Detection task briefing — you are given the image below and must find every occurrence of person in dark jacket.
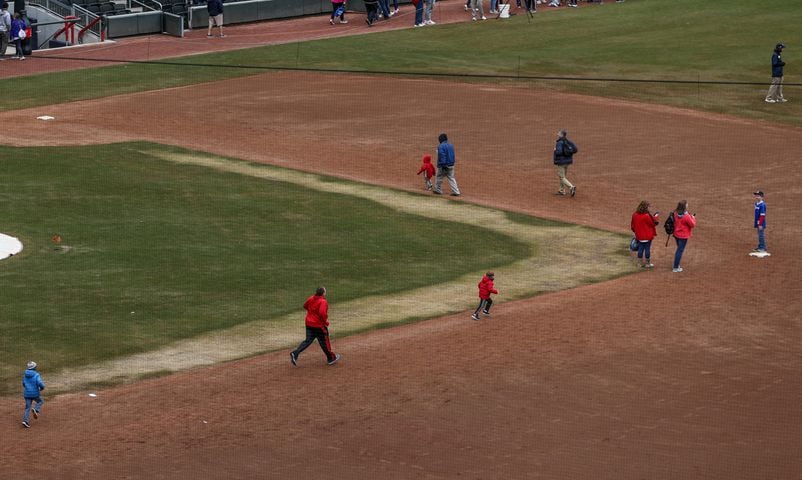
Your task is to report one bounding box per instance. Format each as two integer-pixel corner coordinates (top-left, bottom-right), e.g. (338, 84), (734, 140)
(364, 0), (379, 25)
(290, 287), (340, 366)
(21, 361), (45, 428)
(765, 42), (786, 103)
(752, 190), (767, 253)
(553, 129), (578, 197)
(433, 133), (461, 196)
(206, 0), (224, 37)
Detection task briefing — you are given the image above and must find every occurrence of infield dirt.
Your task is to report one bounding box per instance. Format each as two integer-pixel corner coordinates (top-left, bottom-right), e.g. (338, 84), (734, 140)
(1, 2), (801, 479)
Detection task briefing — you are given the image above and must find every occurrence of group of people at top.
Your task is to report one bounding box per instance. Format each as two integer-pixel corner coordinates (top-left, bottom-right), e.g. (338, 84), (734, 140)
(0, 2), (28, 60)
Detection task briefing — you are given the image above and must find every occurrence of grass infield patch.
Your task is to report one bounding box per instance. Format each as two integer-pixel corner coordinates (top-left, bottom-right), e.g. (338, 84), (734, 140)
(0, 142), (530, 394)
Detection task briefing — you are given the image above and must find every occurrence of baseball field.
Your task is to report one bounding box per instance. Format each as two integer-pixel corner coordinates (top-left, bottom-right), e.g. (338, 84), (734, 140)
(1, 0), (801, 477)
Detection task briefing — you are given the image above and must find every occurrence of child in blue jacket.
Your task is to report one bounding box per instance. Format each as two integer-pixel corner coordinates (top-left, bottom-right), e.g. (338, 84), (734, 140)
(22, 361), (45, 428)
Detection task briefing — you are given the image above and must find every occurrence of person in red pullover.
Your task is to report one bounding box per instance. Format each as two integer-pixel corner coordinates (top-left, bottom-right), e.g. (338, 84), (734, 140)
(417, 154), (436, 191)
(630, 200), (660, 268)
(671, 200), (697, 273)
(471, 272), (499, 321)
(290, 287), (340, 366)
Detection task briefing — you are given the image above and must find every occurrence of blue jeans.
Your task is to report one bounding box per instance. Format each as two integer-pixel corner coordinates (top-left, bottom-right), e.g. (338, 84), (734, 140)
(378, 0), (391, 17)
(637, 240), (652, 260)
(23, 396), (43, 423)
(673, 237), (688, 269)
(414, 1), (423, 24)
(757, 227), (766, 250)
(490, 0), (498, 10)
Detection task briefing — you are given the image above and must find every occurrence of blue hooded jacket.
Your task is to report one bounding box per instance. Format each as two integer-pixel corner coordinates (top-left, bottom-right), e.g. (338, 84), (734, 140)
(772, 51), (785, 77)
(23, 368), (45, 398)
(437, 140), (455, 168)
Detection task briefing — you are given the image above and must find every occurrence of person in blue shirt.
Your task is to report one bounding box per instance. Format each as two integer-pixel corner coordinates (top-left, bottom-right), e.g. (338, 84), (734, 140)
(433, 133), (461, 197)
(21, 361), (45, 428)
(765, 43), (786, 103)
(753, 190), (767, 252)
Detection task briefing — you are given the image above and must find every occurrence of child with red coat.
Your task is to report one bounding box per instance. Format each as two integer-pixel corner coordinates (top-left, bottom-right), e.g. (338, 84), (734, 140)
(471, 272), (498, 321)
(417, 154), (435, 191)
(630, 200), (660, 268)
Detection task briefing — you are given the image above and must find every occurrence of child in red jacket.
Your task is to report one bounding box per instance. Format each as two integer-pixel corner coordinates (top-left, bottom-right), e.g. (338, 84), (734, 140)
(417, 154), (435, 191)
(471, 272), (498, 320)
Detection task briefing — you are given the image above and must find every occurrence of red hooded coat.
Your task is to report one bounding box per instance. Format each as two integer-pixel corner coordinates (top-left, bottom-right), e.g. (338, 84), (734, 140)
(417, 155), (435, 178)
(478, 275), (498, 300)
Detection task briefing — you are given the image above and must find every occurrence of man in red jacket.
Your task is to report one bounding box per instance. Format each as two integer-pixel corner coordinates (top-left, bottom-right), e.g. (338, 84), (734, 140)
(290, 287), (340, 366)
(471, 272), (499, 321)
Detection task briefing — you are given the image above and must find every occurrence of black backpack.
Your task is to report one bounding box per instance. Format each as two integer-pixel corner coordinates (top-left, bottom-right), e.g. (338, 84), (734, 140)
(664, 211), (675, 235)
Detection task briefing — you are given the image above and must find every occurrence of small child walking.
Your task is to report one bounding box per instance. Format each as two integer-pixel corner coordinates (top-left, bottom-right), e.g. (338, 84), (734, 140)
(417, 154), (435, 191)
(471, 272), (498, 320)
(22, 361), (45, 428)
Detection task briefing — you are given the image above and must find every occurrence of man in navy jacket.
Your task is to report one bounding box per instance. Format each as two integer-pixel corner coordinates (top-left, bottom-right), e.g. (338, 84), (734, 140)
(765, 42), (786, 103)
(553, 129), (578, 197)
(433, 133), (461, 197)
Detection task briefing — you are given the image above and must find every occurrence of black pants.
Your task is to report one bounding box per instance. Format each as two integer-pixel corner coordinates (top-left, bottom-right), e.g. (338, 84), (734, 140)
(293, 326), (335, 362)
(473, 298), (493, 316)
(365, 2), (379, 24)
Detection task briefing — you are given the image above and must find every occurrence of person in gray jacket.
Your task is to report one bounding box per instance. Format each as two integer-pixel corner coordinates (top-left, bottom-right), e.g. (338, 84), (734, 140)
(0, 2), (11, 59)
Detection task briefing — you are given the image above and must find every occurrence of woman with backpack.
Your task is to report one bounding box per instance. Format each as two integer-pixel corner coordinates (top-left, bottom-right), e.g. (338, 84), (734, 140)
(631, 201), (659, 268)
(671, 200), (696, 273)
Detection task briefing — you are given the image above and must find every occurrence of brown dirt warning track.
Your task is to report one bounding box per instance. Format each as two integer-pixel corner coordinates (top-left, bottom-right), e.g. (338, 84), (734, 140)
(1, 2), (802, 478)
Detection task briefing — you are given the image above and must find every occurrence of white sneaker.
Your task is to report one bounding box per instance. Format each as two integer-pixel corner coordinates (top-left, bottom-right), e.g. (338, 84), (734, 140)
(464, 4), (469, 10)
(481, 15), (487, 19)
(426, 20), (435, 25)
(672, 267), (683, 273)
(765, 98), (776, 103)
(472, 16), (477, 20)
(471, 314), (480, 321)
(779, 98), (788, 103)
(340, 19), (348, 23)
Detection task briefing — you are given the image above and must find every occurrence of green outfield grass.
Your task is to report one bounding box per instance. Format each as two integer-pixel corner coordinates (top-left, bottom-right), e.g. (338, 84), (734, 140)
(0, 142), (533, 394)
(1, 0), (800, 125)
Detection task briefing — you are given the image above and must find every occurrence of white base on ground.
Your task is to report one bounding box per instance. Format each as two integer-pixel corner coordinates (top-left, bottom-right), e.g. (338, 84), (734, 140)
(748, 251), (771, 258)
(0, 233), (23, 260)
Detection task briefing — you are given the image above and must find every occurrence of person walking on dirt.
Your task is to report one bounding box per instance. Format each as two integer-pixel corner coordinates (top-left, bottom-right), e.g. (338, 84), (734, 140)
(553, 129), (578, 197)
(471, 272), (499, 320)
(417, 153), (435, 190)
(329, 0), (347, 25)
(631, 201), (660, 268)
(765, 42), (786, 103)
(21, 361), (45, 428)
(671, 200), (696, 273)
(753, 190), (767, 252)
(206, 0), (224, 37)
(433, 133), (461, 196)
(290, 287), (340, 366)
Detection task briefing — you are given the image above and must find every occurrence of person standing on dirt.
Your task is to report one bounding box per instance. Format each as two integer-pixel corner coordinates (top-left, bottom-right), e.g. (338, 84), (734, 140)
(753, 190), (767, 253)
(671, 200), (696, 273)
(765, 42), (786, 103)
(21, 361), (45, 428)
(329, 0), (347, 25)
(553, 129), (578, 197)
(206, 0), (224, 38)
(0, 2), (11, 60)
(364, 0), (379, 25)
(433, 133), (461, 196)
(631, 200), (659, 268)
(290, 287), (341, 366)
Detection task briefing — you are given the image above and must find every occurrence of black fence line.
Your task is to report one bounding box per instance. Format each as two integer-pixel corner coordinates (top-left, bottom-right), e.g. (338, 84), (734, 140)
(36, 55), (802, 87)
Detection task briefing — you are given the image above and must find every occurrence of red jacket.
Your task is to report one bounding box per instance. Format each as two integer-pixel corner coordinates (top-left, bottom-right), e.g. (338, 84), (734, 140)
(303, 294), (329, 329)
(417, 155), (435, 178)
(478, 275), (498, 300)
(630, 211), (658, 241)
(672, 212), (696, 239)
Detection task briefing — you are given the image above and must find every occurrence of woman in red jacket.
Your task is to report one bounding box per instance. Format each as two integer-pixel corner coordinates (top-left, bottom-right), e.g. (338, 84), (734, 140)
(471, 272), (498, 321)
(671, 200), (697, 273)
(630, 201), (660, 268)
